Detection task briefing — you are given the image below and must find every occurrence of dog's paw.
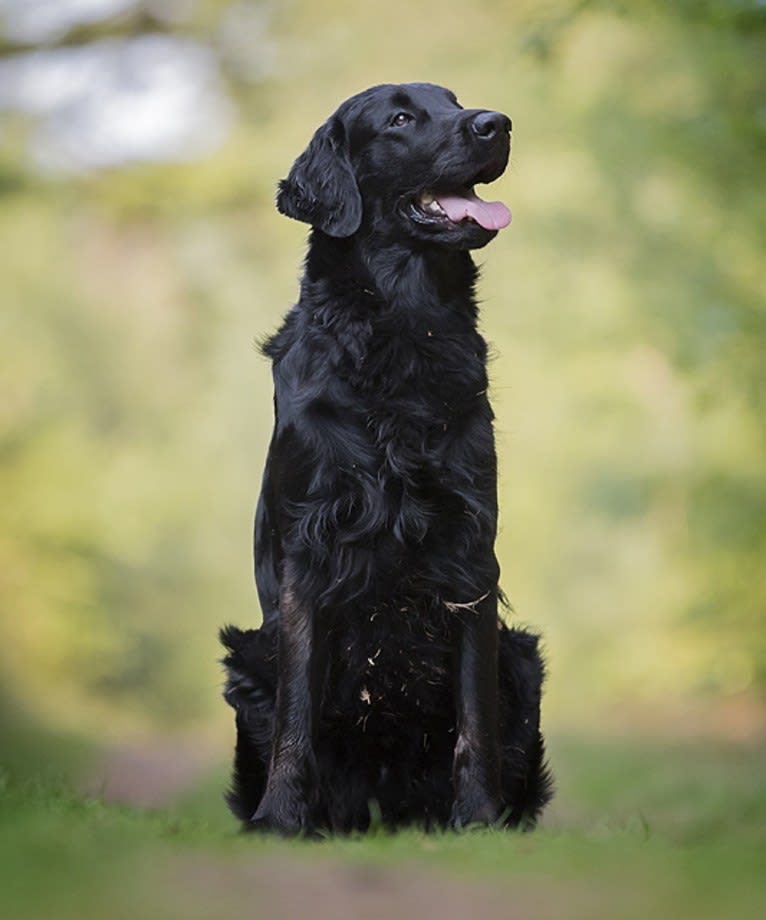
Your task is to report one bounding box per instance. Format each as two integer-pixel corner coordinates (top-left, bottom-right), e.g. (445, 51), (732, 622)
(449, 794), (503, 831)
(249, 793), (312, 837)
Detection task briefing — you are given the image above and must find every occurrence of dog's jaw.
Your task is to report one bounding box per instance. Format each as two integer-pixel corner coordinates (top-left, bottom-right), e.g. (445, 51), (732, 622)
(414, 188), (511, 231)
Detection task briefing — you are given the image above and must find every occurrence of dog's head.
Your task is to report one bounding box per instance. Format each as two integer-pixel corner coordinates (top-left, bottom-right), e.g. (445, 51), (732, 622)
(277, 83), (512, 250)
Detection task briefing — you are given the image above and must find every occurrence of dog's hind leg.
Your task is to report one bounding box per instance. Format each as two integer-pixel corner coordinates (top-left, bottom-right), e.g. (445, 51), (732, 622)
(220, 624), (276, 823)
(497, 626), (554, 827)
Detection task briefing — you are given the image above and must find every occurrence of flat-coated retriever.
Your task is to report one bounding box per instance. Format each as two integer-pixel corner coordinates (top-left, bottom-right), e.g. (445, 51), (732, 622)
(221, 82), (552, 835)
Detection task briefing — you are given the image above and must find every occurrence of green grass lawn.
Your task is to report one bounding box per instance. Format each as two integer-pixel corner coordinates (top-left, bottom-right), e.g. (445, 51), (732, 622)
(1, 735), (764, 920)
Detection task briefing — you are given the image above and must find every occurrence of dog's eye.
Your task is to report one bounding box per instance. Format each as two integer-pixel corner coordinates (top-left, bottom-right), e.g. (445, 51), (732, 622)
(390, 112), (414, 128)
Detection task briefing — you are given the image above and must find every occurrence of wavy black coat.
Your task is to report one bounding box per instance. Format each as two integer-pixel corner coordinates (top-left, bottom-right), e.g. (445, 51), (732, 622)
(221, 83), (552, 835)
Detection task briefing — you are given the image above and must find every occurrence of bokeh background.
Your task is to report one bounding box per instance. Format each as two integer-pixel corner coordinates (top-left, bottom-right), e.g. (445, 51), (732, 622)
(1, 2), (764, 918)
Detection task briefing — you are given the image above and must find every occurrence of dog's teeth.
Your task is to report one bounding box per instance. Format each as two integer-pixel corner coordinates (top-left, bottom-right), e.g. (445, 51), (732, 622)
(418, 191), (447, 215)
(422, 199), (445, 215)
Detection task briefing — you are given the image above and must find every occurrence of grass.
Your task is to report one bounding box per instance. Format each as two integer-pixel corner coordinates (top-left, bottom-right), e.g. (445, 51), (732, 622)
(1, 734), (764, 920)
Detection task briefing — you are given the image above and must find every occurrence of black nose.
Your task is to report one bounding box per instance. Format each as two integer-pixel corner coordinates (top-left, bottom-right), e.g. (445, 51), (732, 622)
(471, 111), (512, 140)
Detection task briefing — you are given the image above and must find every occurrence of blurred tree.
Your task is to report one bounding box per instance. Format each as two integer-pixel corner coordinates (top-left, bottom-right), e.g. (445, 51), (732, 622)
(0, 0), (763, 743)
(530, 0), (766, 692)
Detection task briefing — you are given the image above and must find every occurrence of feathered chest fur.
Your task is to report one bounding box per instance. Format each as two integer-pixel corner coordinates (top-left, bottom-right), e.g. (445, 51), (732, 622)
(265, 295), (496, 583)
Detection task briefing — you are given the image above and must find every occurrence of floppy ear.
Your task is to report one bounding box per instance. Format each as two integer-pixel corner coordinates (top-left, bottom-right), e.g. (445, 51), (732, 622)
(276, 114), (363, 238)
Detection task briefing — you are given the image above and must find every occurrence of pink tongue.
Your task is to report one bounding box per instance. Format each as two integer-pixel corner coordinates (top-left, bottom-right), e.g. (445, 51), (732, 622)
(436, 190), (512, 230)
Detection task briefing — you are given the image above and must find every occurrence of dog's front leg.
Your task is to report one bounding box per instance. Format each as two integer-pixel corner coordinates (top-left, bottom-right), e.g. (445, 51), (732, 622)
(251, 566), (325, 835)
(451, 594), (502, 828)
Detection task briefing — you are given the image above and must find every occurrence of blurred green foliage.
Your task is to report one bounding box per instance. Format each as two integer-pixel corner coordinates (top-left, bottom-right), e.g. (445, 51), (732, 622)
(0, 0), (764, 745)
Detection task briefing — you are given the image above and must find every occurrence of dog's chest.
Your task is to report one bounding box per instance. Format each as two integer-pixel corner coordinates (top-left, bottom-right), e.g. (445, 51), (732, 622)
(278, 310), (496, 553)
(353, 342), (488, 478)
(348, 320), (487, 418)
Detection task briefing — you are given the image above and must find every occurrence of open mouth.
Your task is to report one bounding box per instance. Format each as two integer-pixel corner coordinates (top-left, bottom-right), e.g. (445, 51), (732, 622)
(411, 187), (512, 232)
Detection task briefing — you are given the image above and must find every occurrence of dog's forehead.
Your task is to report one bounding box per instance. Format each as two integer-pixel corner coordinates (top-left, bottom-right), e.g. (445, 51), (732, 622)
(338, 82), (461, 122)
(391, 82), (461, 109)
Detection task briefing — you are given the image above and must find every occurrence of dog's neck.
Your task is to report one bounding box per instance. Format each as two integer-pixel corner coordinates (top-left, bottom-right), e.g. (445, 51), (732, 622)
(304, 229), (480, 326)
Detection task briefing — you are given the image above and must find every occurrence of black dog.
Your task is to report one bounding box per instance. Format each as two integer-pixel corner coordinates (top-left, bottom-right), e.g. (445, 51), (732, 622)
(221, 82), (552, 835)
